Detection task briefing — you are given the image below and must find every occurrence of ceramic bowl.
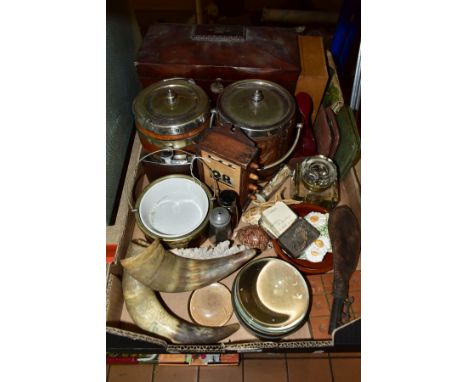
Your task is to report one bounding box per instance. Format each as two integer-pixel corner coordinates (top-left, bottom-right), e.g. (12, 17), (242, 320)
(135, 175), (212, 247)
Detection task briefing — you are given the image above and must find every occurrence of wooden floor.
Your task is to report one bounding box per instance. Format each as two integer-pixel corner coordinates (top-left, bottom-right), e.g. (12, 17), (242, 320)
(107, 352), (360, 382)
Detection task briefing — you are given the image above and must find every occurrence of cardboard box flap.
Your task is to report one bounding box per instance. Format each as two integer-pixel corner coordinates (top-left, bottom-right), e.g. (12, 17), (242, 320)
(332, 318), (361, 347)
(107, 326), (168, 349)
(166, 341), (329, 354)
(106, 274), (123, 322)
(223, 339), (333, 352)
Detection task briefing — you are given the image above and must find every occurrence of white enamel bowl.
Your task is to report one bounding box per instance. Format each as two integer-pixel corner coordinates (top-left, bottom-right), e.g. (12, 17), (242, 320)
(135, 175), (212, 247)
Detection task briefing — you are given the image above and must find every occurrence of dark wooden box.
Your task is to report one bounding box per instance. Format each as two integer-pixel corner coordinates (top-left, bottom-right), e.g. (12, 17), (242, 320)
(135, 23), (301, 100)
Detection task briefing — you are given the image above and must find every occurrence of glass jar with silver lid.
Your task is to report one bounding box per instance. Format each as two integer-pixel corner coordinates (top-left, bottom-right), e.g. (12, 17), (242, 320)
(294, 155), (340, 209)
(133, 78), (210, 151)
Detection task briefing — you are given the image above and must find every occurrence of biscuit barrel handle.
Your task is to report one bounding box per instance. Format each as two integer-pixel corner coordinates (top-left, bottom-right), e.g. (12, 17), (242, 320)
(208, 108), (217, 129)
(126, 149), (219, 212)
(126, 149), (176, 213)
(258, 122), (303, 171)
(258, 92), (315, 171)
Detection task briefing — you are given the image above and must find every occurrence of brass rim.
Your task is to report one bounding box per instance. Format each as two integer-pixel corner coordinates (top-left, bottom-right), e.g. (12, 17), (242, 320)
(232, 257), (310, 333)
(135, 174), (213, 242)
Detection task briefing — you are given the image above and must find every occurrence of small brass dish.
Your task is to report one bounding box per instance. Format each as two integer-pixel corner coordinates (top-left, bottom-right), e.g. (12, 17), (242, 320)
(189, 283), (233, 327)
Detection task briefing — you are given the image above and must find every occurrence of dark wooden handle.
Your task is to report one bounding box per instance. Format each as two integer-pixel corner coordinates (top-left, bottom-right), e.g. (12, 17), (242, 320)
(328, 297), (345, 334)
(295, 92), (317, 156)
(296, 92), (312, 128)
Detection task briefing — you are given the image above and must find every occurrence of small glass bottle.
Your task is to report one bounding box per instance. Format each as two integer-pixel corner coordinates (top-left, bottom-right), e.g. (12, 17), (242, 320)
(294, 155), (339, 210)
(255, 164), (293, 202)
(209, 207), (232, 244)
(218, 190), (239, 230)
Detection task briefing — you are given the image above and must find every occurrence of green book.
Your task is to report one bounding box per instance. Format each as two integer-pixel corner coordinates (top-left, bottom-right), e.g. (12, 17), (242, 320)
(334, 106), (361, 179)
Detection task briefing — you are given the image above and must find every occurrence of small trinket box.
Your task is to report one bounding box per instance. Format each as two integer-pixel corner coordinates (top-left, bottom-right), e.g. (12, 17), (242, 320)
(259, 201), (298, 239)
(278, 218), (321, 259)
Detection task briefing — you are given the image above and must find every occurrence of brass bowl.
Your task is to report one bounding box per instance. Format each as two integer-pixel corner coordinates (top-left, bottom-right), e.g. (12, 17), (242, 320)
(189, 283), (233, 327)
(232, 257), (310, 339)
(135, 174), (213, 248)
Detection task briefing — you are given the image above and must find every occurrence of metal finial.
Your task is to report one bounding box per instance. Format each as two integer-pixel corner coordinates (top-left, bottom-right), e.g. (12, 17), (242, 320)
(166, 88), (177, 103)
(252, 89), (264, 103)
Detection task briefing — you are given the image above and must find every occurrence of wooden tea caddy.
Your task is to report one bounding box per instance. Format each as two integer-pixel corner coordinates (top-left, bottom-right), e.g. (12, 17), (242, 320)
(196, 125), (259, 210)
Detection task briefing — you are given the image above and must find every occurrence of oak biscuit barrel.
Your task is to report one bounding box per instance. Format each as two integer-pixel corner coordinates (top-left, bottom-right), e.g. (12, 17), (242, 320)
(133, 78), (210, 152)
(216, 79), (298, 178)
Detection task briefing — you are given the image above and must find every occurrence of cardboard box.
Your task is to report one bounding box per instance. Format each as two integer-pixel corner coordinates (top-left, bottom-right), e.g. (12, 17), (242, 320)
(106, 136), (143, 270)
(295, 35), (329, 123)
(106, 137), (360, 354)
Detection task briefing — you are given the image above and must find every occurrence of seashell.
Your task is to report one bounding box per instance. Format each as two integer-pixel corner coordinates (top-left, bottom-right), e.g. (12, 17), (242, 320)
(235, 225), (270, 251)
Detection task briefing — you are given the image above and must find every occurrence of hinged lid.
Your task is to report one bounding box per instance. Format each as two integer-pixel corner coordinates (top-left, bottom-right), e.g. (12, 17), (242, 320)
(133, 78), (209, 136)
(135, 24), (301, 97)
(217, 80), (295, 134)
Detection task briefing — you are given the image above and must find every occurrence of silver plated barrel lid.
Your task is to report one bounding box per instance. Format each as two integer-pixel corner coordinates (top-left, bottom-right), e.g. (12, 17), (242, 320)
(133, 78), (210, 137)
(217, 79), (295, 135)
